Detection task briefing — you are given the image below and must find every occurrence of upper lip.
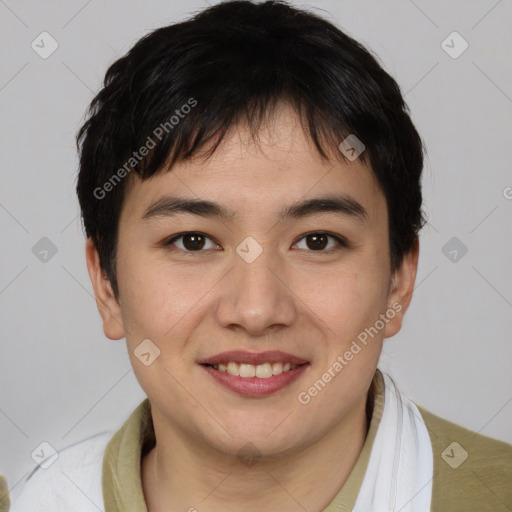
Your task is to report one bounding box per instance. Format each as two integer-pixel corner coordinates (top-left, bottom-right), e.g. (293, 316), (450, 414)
(198, 350), (309, 366)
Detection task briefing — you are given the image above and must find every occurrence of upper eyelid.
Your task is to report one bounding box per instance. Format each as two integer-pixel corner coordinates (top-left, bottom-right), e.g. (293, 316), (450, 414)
(169, 230), (217, 239)
(165, 231), (220, 247)
(293, 232), (349, 250)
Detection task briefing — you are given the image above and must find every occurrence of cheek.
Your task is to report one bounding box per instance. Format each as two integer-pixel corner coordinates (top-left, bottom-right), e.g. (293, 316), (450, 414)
(117, 256), (199, 404)
(116, 247), (198, 337)
(313, 266), (389, 336)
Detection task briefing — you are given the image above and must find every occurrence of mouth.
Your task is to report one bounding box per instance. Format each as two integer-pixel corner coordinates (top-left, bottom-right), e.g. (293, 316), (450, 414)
(198, 350), (309, 397)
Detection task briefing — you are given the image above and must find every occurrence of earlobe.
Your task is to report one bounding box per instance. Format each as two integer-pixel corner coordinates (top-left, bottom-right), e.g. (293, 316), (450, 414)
(85, 238), (125, 340)
(383, 238), (419, 339)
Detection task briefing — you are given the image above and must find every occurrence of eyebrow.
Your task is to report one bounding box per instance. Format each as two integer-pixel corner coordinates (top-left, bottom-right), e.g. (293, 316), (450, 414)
(141, 194), (368, 223)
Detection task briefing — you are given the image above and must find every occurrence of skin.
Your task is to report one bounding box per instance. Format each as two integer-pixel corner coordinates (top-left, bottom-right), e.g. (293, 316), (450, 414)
(86, 102), (419, 512)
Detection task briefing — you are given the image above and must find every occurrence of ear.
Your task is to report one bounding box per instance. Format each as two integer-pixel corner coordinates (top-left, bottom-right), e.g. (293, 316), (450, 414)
(85, 238), (125, 340)
(383, 238), (419, 339)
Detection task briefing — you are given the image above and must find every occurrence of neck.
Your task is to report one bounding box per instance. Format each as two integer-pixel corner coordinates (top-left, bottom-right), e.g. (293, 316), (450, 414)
(142, 392), (372, 512)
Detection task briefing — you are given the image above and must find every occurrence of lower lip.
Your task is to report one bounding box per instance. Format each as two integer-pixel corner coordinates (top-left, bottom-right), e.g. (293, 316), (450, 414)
(201, 364), (309, 397)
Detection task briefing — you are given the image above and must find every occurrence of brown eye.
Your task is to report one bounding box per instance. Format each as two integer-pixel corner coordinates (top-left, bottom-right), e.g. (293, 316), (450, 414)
(305, 233), (328, 250)
(294, 232), (347, 252)
(165, 232), (219, 252)
(182, 233), (206, 250)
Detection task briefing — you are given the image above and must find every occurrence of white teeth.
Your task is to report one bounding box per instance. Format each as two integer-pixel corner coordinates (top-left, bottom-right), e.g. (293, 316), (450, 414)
(271, 362), (283, 375)
(212, 361), (300, 378)
(227, 362), (239, 376)
(239, 364), (256, 378)
(255, 363), (273, 378)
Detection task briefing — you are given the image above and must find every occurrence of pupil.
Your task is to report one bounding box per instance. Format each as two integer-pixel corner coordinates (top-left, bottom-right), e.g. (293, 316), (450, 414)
(183, 234), (205, 250)
(307, 234), (327, 250)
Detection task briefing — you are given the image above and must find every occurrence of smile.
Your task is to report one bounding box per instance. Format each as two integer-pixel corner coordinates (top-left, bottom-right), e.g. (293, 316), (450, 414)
(199, 350), (309, 397)
(204, 361), (300, 378)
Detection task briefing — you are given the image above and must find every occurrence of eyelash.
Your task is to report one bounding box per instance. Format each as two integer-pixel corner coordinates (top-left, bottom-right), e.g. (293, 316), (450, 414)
(163, 231), (349, 254)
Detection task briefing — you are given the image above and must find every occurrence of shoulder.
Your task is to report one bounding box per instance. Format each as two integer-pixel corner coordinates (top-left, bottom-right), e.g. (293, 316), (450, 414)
(10, 431), (112, 512)
(416, 405), (512, 511)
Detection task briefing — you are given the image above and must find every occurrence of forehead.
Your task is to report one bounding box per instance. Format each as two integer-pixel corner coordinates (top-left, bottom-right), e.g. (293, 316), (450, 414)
(121, 103), (385, 224)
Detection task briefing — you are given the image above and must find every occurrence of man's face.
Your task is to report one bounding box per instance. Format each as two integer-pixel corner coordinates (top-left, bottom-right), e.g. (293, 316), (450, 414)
(92, 103), (414, 457)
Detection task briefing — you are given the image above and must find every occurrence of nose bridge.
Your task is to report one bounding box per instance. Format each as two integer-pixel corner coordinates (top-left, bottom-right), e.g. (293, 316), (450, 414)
(215, 239), (296, 335)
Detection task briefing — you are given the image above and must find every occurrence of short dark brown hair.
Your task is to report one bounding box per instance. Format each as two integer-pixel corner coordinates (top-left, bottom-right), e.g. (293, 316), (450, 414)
(76, 0), (425, 298)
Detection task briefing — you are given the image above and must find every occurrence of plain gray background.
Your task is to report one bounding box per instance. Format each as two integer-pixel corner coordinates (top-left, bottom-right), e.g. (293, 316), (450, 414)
(1, 0), (511, 500)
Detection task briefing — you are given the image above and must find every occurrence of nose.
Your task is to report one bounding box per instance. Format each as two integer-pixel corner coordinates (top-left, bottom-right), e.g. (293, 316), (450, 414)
(215, 243), (298, 337)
